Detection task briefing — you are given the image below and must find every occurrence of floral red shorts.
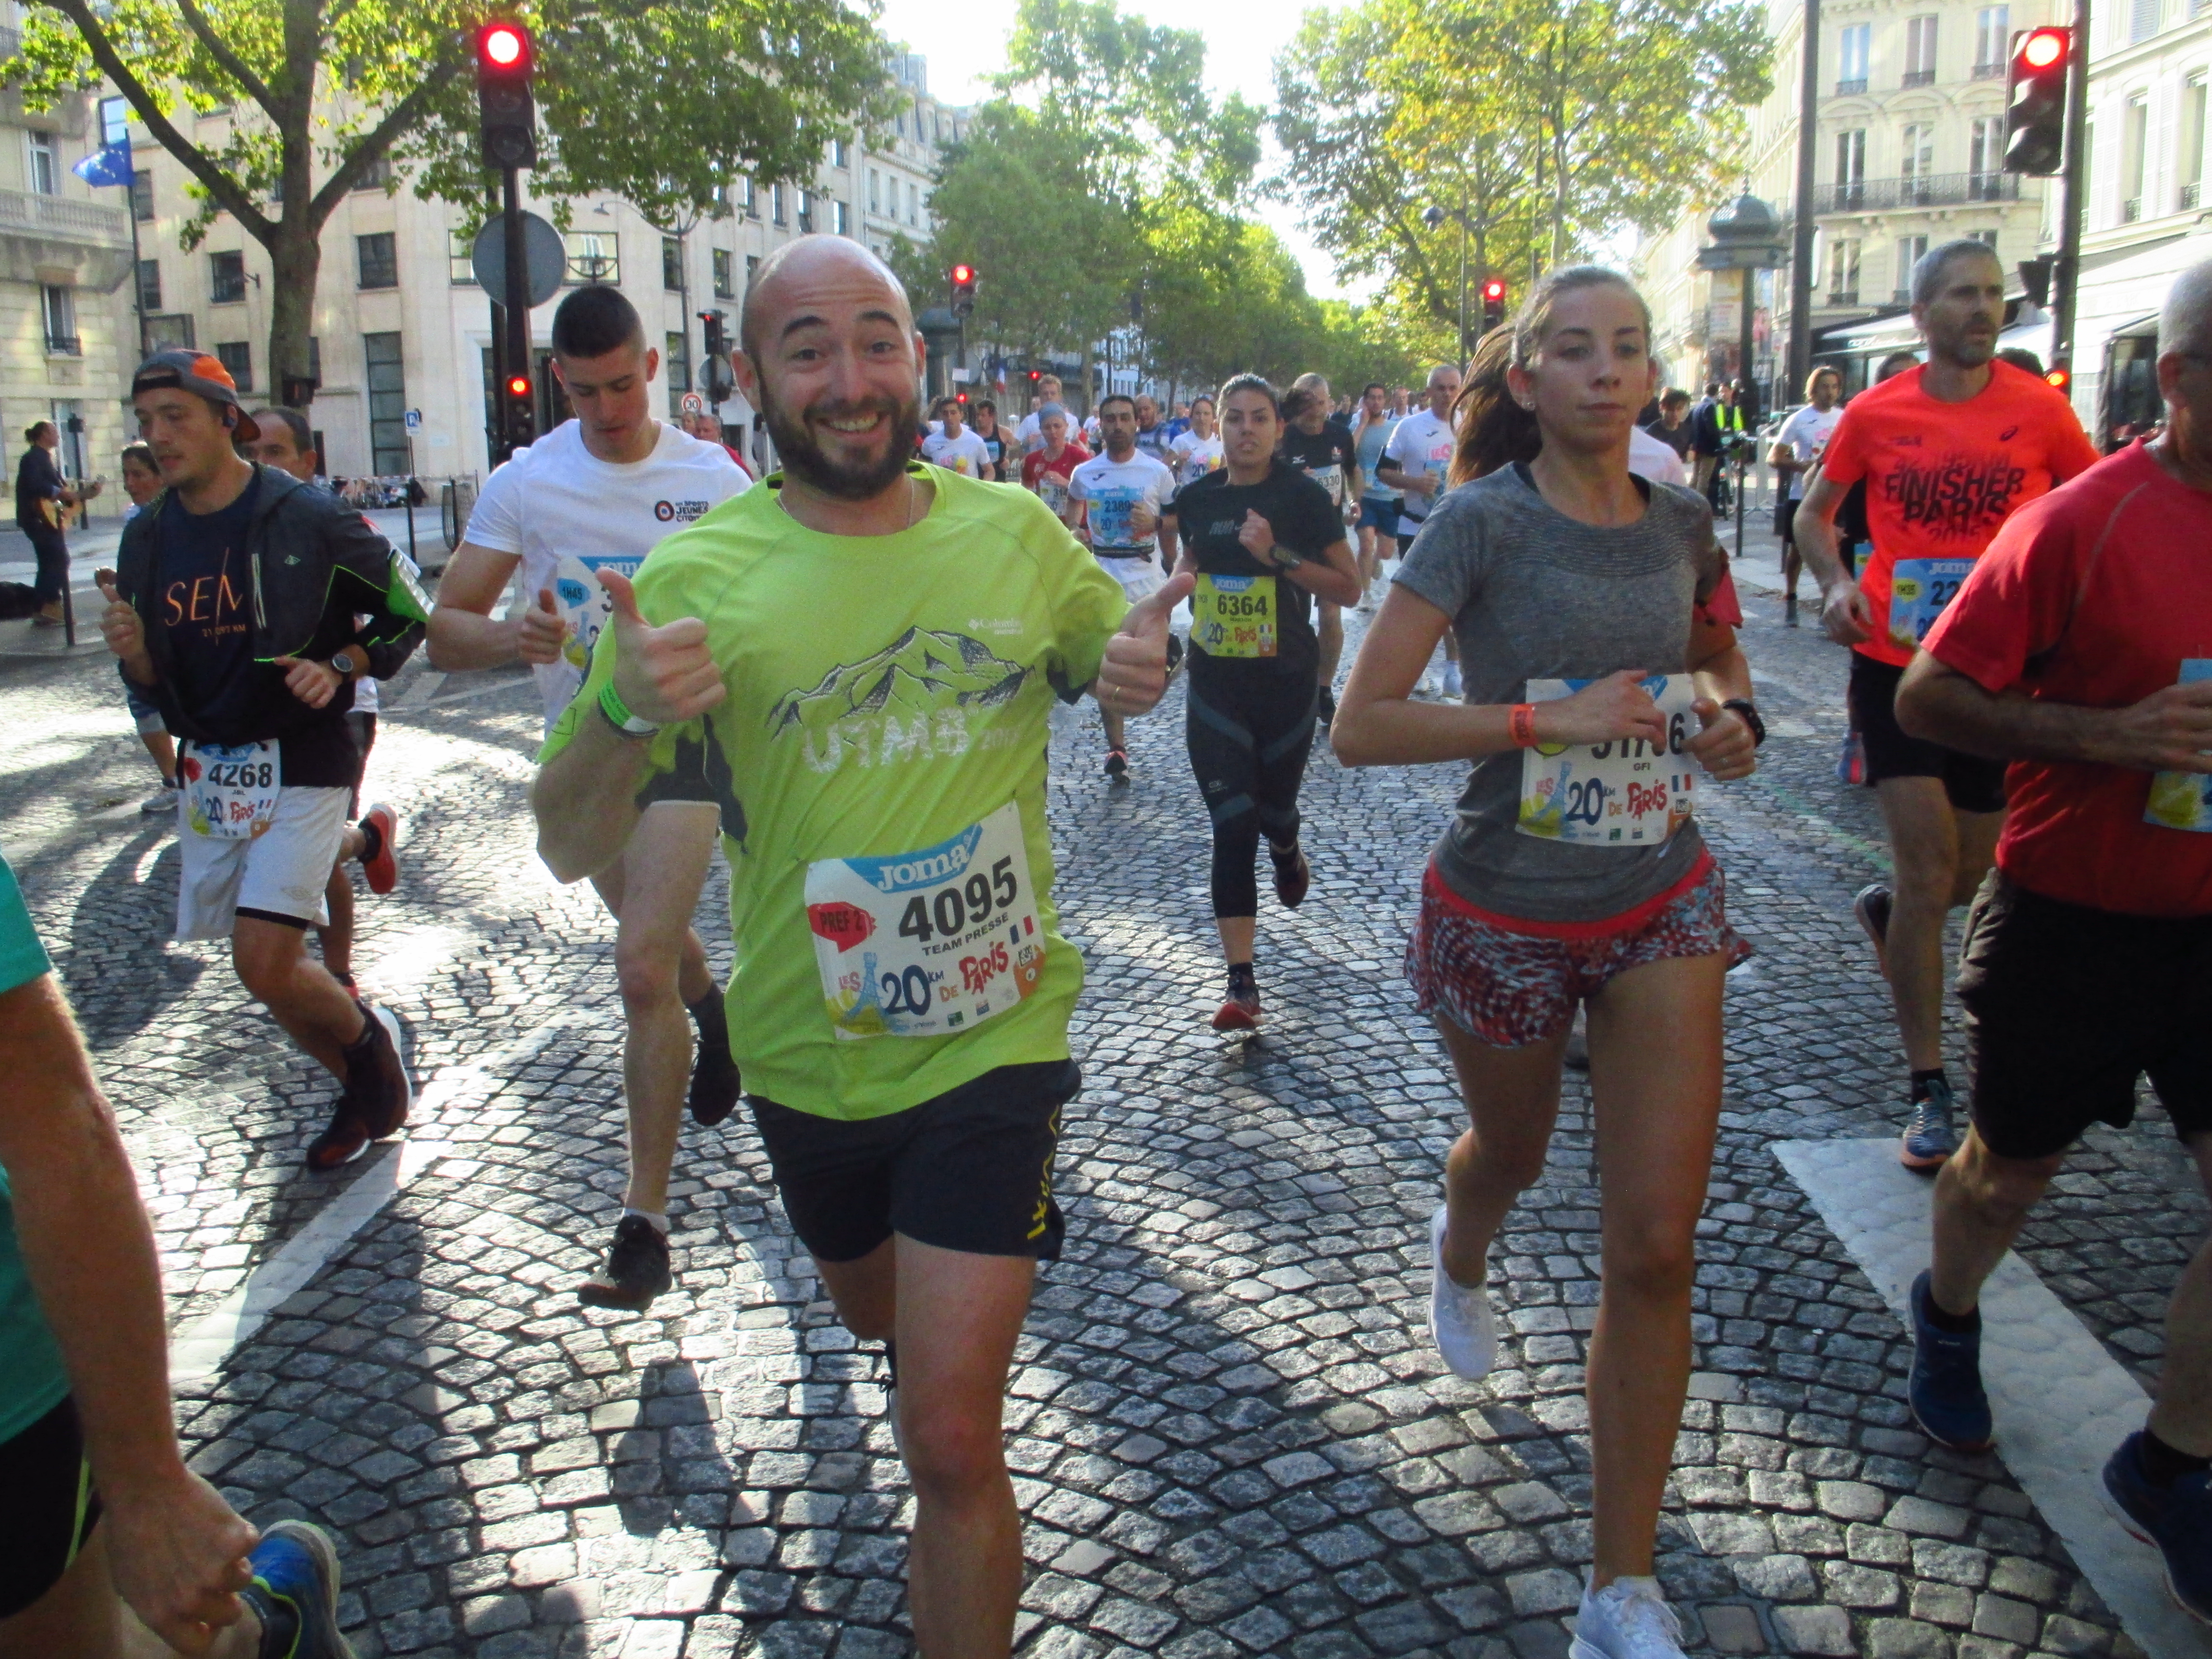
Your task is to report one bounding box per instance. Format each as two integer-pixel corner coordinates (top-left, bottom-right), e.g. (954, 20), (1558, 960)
(1404, 851), (1751, 1048)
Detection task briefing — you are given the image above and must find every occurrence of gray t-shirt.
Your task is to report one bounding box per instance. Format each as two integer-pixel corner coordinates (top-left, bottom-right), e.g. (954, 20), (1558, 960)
(1393, 464), (1723, 923)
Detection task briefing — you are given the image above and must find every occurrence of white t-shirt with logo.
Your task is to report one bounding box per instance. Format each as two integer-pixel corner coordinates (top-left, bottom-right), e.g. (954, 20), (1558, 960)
(1626, 425), (1689, 490)
(1383, 409), (1456, 525)
(462, 419), (748, 728)
(1776, 404), (1844, 501)
(1067, 450), (1176, 553)
(1169, 429), (1226, 488)
(921, 427), (992, 478)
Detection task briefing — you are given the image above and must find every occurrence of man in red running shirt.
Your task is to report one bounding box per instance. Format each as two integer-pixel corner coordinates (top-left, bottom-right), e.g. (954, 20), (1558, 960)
(1795, 239), (2098, 1169)
(1020, 403), (1089, 522)
(1886, 260), (2212, 1612)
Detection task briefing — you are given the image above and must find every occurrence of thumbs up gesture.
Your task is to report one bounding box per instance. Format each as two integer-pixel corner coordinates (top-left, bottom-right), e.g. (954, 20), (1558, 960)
(1095, 571), (1193, 718)
(515, 586), (570, 665)
(94, 568), (149, 672)
(598, 569), (725, 725)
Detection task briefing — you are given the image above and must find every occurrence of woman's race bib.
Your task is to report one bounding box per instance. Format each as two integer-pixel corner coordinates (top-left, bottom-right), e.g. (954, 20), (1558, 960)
(1192, 573), (1277, 658)
(552, 553), (646, 672)
(181, 740), (280, 840)
(1036, 476), (1071, 519)
(2147, 659), (2212, 832)
(1886, 557), (1975, 651)
(1517, 675), (1698, 845)
(805, 801), (1046, 1039)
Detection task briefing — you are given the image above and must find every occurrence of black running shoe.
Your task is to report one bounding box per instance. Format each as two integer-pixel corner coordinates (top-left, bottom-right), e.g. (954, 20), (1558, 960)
(1854, 883), (1892, 951)
(1104, 747), (1130, 782)
(1270, 843), (1310, 909)
(307, 1004), (410, 1174)
(1317, 686), (1337, 727)
(688, 1045), (742, 1127)
(578, 1216), (673, 1311)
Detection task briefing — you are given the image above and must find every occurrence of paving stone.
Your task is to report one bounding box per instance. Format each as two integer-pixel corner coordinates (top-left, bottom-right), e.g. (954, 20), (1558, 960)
(1772, 1604), (1855, 1656)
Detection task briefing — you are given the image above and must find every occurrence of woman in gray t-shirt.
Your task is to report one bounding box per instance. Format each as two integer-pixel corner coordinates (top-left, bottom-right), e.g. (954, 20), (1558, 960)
(1333, 268), (1764, 1659)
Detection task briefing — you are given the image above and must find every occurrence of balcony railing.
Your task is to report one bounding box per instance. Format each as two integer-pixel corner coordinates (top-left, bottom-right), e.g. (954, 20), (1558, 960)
(1816, 172), (2021, 212)
(46, 333), (80, 356)
(2124, 197), (2144, 222)
(2185, 181), (2202, 210)
(1972, 59), (2006, 77)
(1836, 76), (1868, 94)
(1826, 289), (1861, 305)
(1901, 68), (1937, 86)
(0, 186), (131, 246)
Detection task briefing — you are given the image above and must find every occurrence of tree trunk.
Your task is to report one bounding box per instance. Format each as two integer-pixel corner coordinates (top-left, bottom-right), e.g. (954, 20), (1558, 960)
(263, 209), (323, 409)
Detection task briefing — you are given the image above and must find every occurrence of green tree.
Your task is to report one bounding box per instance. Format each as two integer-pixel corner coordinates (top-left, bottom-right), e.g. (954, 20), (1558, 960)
(2, 0), (889, 399)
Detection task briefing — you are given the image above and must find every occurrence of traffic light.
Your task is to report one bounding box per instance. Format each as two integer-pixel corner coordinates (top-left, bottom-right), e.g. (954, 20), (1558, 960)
(950, 263), (976, 318)
(2004, 26), (2070, 175)
(505, 370), (534, 445)
(1480, 278), (1508, 333)
(1028, 369), (1041, 385)
(476, 22), (537, 170)
(698, 309), (733, 401)
(2045, 363), (2071, 392)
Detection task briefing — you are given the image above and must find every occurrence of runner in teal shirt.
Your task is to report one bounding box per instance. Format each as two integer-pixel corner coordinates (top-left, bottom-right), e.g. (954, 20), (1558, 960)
(0, 851), (68, 1445)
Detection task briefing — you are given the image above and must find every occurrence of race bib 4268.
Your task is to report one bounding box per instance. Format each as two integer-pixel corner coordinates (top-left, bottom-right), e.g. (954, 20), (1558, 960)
(805, 800), (1047, 1039)
(1517, 675), (1697, 845)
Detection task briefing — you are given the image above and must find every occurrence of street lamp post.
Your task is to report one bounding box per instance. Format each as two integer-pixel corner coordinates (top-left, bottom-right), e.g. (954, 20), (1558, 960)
(1422, 195), (1471, 361)
(1697, 192), (1787, 568)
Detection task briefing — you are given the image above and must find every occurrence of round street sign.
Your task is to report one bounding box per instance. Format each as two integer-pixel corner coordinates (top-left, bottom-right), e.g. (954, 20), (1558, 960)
(679, 392), (706, 415)
(471, 212), (566, 309)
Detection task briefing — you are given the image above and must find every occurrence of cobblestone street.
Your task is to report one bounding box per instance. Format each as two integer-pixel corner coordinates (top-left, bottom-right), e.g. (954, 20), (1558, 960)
(2, 536), (2204, 1659)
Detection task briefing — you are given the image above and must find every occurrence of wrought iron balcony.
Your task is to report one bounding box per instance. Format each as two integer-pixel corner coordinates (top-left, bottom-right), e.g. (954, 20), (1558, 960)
(46, 332), (81, 356)
(1836, 76), (1869, 94)
(2185, 181), (2202, 210)
(2124, 198), (2144, 222)
(1826, 289), (1861, 305)
(1901, 68), (1937, 86)
(1972, 60), (2007, 77)
(1816, 172), (2021, 212)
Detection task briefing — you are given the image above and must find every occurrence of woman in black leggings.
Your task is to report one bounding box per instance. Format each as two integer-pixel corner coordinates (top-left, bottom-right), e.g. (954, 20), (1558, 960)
(1169, 374), (1362, 1029)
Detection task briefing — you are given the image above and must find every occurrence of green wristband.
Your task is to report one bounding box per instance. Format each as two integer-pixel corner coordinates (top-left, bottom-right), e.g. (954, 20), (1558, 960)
(598, 680), (661, 738)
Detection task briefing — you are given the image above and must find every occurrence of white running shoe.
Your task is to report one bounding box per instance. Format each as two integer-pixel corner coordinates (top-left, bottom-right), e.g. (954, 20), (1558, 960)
(1427, 1204), (1496, 1379)
(1417, 673), (1439, 697)
(1442, 662), (1464, 699)
(1571, 1576), (1685, 1659)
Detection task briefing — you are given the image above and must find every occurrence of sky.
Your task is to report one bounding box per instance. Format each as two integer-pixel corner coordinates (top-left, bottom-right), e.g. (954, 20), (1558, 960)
(870, 0), (1372, 301)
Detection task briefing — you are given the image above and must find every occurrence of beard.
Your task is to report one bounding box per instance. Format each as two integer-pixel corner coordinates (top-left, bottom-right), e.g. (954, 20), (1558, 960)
(760, 381), (920, 502)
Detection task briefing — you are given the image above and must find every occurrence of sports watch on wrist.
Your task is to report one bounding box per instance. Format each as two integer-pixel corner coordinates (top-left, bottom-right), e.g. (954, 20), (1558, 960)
(1270, 545), (1306, 571)
(1721, 698), (1766, 746)
(329, 649), (360, 678)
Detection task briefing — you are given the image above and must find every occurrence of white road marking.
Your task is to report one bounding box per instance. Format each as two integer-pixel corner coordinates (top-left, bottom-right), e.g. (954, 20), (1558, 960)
(1776, 1137), (2209, 1659)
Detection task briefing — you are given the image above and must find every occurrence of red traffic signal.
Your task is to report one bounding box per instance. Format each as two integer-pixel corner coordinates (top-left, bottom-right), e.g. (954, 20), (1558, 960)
(1028, 369), (1040, 383)
(955, 391), (969, 403)
(476, 21), (537, 169)
(951, 264), (974, 285)
(2005, 26), (2070, 175)
(1480, 277), (1509, 332)
(950, 263), (977, 319)
(506, 373), (531, 398)
(2020, 24), (2067, 67)
(479, 21), (530, 69)
(1481, 279), (1506, 302)
(2045, 365), (2071, 391)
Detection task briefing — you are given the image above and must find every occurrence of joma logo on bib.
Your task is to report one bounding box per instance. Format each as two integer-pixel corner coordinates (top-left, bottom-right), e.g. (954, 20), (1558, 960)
(860, 827), (984, 893)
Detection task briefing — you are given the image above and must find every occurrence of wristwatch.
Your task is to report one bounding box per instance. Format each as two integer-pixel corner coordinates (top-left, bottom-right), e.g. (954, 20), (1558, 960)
(1721, 698), (1767, 746)
(1270, 546), (1306, 571)
(329, 649), (360, 677)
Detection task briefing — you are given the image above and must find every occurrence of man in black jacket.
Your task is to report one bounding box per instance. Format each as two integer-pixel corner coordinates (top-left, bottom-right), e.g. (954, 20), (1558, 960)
(99, 350), (427, 1172)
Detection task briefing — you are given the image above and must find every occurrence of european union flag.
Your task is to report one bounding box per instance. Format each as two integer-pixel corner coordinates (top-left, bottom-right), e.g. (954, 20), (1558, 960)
(72, 142), (134, 189)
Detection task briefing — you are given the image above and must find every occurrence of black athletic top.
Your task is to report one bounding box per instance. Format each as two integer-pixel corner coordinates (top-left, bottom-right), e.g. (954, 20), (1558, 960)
(1173, 461), (1342, 683)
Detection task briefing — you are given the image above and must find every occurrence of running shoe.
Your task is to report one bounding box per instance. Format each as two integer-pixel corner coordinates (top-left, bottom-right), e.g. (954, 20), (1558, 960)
(306, 1004), (411, 1173)
(1211, 967), (1262, 1032)
(688, 1044), (742, 1127)
(1103, 747), (1129, 783)
(1427, 1204), (1497, 1380)
(1784, 595), (1799, 627)
(1317, 686), (1337, 727)
(1417, 672), (1439, 697)
(1570, 1575), (1685, 1659)
(240, 1518), (354, 1659)
(579, 1215), (673, 1311)
(357, 803), (399, 895)
(1270, 843), (1310, 909)
(1854, 881), (1891, 959)
(141, 781), (179, 815)
(1900, 1077), (1960, 1170)
(1441, 662), (1463, 699)
(1907, 1268), (1992, 1453)
(2104, 1432), (2212, 1624)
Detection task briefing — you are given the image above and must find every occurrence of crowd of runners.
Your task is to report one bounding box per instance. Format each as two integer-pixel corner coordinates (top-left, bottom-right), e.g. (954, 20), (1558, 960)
(1, 231), (2208, 1659)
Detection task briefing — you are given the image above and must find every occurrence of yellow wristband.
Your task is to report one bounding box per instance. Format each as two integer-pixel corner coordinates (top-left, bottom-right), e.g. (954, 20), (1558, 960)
(598, 681), (660, 738)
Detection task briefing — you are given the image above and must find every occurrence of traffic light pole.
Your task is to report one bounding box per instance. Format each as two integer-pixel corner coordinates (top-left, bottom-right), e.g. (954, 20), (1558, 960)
(1788, 0), (1820, 394)
(500, 165), (529, 463)
(2050, 0), (2091, 384)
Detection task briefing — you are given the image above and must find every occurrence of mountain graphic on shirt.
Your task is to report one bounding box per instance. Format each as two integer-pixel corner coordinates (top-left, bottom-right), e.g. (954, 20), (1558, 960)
(767, 628), (1031, 741)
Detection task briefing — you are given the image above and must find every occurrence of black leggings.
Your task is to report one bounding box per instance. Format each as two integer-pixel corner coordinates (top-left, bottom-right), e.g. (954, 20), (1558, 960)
(1186, 665), (1317, 919)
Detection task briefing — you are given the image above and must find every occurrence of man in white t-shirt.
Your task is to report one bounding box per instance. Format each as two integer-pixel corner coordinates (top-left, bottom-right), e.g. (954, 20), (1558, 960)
(1378, 362), (1467, 695)
(1768, 364), (1843, 625)
(1626, 422), (1690, 489)
(1067, 394), (1176, 783)
(920, 397), (993, 479)
(1015, 373), (1065, 453)
(429, 285), (749, 1312)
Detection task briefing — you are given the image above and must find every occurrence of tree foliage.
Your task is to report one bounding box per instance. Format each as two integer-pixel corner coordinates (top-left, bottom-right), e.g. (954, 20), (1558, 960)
(1275, 0), (1770, 343)
(2, 0), (890, 393)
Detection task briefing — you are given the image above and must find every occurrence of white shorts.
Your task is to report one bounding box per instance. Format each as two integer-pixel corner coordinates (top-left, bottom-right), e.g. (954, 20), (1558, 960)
(1096, 553), (1166, 602)
(175, 784), (350, 941)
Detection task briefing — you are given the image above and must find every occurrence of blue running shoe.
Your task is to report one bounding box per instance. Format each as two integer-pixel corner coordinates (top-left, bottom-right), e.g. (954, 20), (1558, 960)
(2104, 1433), (2212, 1624)
(241, 1519), (353, 1658)
(1908, 1269), (1992, 1453)
(1901, 1077), (1961, 1171)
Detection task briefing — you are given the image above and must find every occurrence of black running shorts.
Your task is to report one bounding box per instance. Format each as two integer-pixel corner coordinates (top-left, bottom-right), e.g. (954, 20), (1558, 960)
(749, 1059), (1080, 1263)
(1847, 652), (2008, 815)
(1957, 873), (2212, 1161)
(0, 1395), (101, 1620)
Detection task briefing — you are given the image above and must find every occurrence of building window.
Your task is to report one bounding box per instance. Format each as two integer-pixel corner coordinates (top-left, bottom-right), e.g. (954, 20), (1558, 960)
(1896, 235), (1930, 302)
(135, 259), (161, 312)
(834, 200), (851, 236)
(665, 329), (691, 416)
(2184, 76), (2207, 210)
(771, 183), (786, 225)
(1972, 228), (2000, 246)
(144, 314), (194, 352)
(1903, 15), (1938, 85)
(1834, 129), (1867, 205)
(742, 178), (758, 217)
(746, 254), (760, 293)
(1973, 6), (2009, 73)
(564, 231), (618, 284)
(713, 248), (733, 298)
(26, 130), (58, 195)
(2123, 92), (2151, 219)
(1837, 23), (1870, 92)
(353, 155), (392, 192)
(210, 250), (248, 304)
(131, 171), (154, 222)
(832, 137), (850, 167)
(449, 228), (476, 284)
(907, 181), (918, 224)
(98, 95), (130, 147)
(1827, 238), (1862, 304)
(662, 235), (684, 290)
(2131, 0), (2161, 39)
(798, 190), (814, 232)
(356, 231), (398, 290)
(869, 168), (881, 213)
(41, 286), (77, 355)
(215, 340), (252, 394)
(363, 332), (408, 474)
(1901, 123), (1936, 193)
